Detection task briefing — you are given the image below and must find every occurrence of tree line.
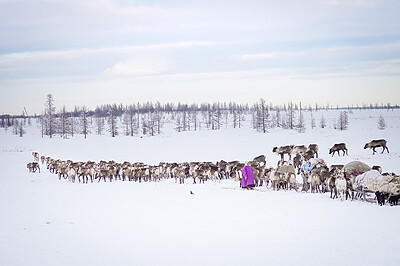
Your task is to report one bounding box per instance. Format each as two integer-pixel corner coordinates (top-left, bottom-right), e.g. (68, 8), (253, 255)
(1, 94), (396, 138)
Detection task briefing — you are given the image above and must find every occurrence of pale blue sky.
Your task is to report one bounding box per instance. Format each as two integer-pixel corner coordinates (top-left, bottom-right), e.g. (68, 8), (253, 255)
(1, 0), (400, 114)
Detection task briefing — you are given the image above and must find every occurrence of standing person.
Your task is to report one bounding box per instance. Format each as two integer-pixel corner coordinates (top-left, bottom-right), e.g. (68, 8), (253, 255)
(242, 161), (255, 189)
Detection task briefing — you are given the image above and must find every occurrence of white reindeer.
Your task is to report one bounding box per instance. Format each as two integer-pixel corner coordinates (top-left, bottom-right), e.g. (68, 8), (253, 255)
(335, 177), (347, 201)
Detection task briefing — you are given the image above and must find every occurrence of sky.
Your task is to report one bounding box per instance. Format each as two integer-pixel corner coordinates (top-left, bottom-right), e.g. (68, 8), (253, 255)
(1, 0), (400, 115)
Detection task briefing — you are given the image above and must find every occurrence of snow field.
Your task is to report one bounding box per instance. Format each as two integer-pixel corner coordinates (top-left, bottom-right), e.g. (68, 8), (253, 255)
(1, 108), (400, 265)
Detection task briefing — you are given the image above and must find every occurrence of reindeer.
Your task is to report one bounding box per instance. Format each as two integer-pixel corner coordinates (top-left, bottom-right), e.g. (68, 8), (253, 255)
(293, 154), (303, 174)
(97, 168), (110, 182)
(372, 165), (383, 174)
(308, 144), (319, 158)
(149, 165), (162, 182)
(252, 166), (268, 187)
(32, 152), (39, 162)
(58, 166), (68, 180)
(79, 166), (96, 183)
(269, 169), (282, 191)
(27, 162), (40, 173)
(201, 162), (219, 181)
(216, 160), (229, 179)
(273, 145), (294, 161)
(286, 170), (297, 191)
(276, 164), (296, 191)
(303, 150), (316, 161)
(300, 162), (326, 193)
(263, 167), (273, 187)
(327, 175), (337, 198)
(192, 164), (207, 184)
(335, 176), (347, 201)
(308, 173), (321, 193)
(329, 143), (348, 156)
(48, 161), (59, 174)
(67, 167), (77, 183)
(230, 162), (245, 184)
(318, 166), (331, 193)
(291, 145), (307, 156)
(252, 155), (266, 167)
(175, 164), (187, 184)
(121, 165), (133, 181)
(227, 161), (240, 179)
(364, 139), (389, 154)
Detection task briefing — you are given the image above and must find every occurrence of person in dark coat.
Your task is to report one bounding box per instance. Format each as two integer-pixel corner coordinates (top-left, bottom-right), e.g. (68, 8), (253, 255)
(242, 161), (255, 189)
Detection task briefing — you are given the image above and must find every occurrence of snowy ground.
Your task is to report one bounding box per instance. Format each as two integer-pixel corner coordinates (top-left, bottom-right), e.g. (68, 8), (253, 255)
(1, 108), (400, 266)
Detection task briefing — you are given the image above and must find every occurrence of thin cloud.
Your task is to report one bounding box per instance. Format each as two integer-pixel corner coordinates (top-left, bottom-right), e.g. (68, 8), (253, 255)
(0, 41), (219, 64)
(240, 43), (400, 61)
(104, 58), (168, 77)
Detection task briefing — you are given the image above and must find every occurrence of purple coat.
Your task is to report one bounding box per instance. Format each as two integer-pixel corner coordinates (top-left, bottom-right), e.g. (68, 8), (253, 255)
(242, 165), (255, 188)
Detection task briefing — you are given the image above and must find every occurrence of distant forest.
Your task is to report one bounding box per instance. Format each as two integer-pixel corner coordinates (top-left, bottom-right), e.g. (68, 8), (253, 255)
(1, 94), (398, 138)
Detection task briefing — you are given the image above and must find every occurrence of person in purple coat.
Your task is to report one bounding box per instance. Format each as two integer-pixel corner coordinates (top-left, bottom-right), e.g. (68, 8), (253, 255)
(242, 161), (255, 189)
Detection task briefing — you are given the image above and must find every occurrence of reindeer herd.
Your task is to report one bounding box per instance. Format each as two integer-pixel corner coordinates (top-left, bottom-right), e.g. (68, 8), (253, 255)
(28, 152), (245, 185)
(26, 138), (397, 205)
(269, 139), (397, 205)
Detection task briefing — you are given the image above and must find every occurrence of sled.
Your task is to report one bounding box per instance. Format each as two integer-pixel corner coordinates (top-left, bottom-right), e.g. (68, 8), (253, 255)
(344, 161), (371, 177)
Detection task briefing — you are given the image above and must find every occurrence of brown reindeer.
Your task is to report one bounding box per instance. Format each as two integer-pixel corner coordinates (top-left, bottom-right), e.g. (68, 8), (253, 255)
(273, 145), (294, 161)
(364, 139), (389, 154)
(291, 145), (307, 156)
(308, 144), (319, 158)
(293, 154), (303, 174)
(252, 155), (266, 167)
(329, 143), (348, 156)
(27, 162), (40, 173)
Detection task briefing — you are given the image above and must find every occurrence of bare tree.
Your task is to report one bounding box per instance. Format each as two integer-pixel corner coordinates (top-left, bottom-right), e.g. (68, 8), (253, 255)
(12, 119), (19, 135)
(141, 115), (147, 135)
(154, 102), (164, 135)
(273, 108), (282, 128)
(310, 113), (316, 129)
(136, 103), (141, 132)
(95, 114), (105, 136)
(213, 103), (222, 130)
(232, 109), (244, 129)
(44, 94), (56, 138)
(59, 106), (69, 139)
(377, 114), (387, 130)
(254, 98), (270, 133)
(108, 108), (119, 137)
(145, 112), (156, 136)
(285, 101), (295, 130)
(123, 104), (138, 136)
(70, 114), (76, 137)
(206, 106), (213, 130)
(182, 110), (189, 131)
(224, 110), (229, 129)
(40, 113), (44, 137)
(18, 118), (25, 137)
(175, 114), (183, 132)
(297, 110), (305, 132)
(238, 109), (245, 128)
(295, 102), (305, 132)
(337, 111), (349, 130)
(204, 103), (222, 130)
(191, 108), (199, 131)
(81, 106), (90, 139)
(320, 115), (327, 129)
